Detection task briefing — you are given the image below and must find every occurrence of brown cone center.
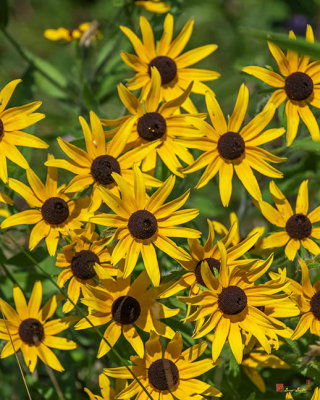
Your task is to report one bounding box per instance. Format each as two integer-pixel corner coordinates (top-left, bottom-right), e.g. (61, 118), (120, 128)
(19, 318), (44, 345)
(112, 295), (141, 324)
(41, 197), (69, 225)
(128, 210), (158, 239)
(285, 213), (312, 239)
(194, 257), (221, 287)
(137, 112), (167, 141)
(148, 56), (177, 85)
(285, 72), (313, 101)
(217, 131), (245, 160)
(91, 155), (121, 185)
(148, 358), (179, 391)
(311, 292), (320, 320)
(71, 250), (99, 280)
(218, 286), (247, 315)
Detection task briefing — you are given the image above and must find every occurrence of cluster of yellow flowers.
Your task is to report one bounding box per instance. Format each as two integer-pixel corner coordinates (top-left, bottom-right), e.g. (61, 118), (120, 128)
(0, 10), (320, 400)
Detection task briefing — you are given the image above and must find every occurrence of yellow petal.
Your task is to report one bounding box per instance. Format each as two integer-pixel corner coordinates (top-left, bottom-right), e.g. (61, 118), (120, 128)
(228, 84), (249, 133)
(242, 66), (285, 87)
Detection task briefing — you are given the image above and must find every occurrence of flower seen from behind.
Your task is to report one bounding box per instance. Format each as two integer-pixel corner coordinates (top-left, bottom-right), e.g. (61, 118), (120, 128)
(0, 79), (47, 183)
(258, 180), (320, 260)
(104, 331), (222, 399)
(243, 25), (320, 145)
(120, 14), (219, 112)
(0, 281), (77, 372)
(183, 85), (286, 206)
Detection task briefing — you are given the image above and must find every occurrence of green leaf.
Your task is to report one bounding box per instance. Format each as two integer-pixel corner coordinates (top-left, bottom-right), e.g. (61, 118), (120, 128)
(0, 0), (9, 29)
(240, 26), (320, 58)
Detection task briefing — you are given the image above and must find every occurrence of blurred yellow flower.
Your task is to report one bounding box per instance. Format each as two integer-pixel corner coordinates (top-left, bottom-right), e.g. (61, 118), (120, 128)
(135, 0), (171, 13)
(44, 22), (100, 44)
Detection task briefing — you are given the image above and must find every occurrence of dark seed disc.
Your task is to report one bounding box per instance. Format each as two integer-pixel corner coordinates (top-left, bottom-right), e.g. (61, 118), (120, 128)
(218, 286), (247, 315)
(137, 112), (167, 141)
(217, 131), (245, 160)
(148, 358), (179, 391)
(112, 295), (141, 324)
(128, 210), (158, 239)
(310, 291), (320, 320)
(194, 257), (221, 287)
(285, 213), (312, 239)
(148, 56), (177, 85)
(0, 119), (4, 139)
(90, 155), (121, 185)
(18, 318), (44, 345)
(285, 72), (313, 101)
(41, 197), (69, 225)
(71, 249), (99, 280)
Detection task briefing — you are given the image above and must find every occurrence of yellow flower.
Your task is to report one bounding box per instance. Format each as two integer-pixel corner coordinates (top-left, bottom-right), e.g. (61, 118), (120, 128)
(134, 0), (171, 13)
(56, 223), (116, 313)
(0, 79), (47, 183)
(45, 111), (161, 210)
(1, 155), (91, 255)
(44, 22), (100, 42)
(258, 180), (320, 260)
(0, 192), (13, 218)
(120, 14), (219, 112)
(286, 259), (320, 339)
(104, 331), (222, 399)
(243, 25), (320, 145)
(0, 281), (77, 372)
(85, 374), (128, 400)
(90, 165), (200, 286)
(75, 271), (179, 358)
(183, 85), (286, 206)
(179, 241), (290, 364)
(160, 219), (263, 298)
(101, 68), (207, 177)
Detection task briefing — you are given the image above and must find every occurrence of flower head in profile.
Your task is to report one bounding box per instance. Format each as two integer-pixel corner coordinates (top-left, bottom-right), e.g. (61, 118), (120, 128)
(160, 219), (263, 298)
(1, 155), (91, 255)
(75, 271), (179, 358)
(179, 242), (290, 364)
(44, 22), (100, 44)
(104, 331), (222, 399)
(56, 223), (116, 313)
(0, 281), (77, 372)
(243, 25), (320, 145)
(90, 165), (200, 286)
(183, 85), (286, 206)
(101, 68), (207, 177)
(134, 0), (170, 13)
(45, 111), (161, 210)
(85, 374), (128, 400)
(120, 14), (219, 112)
(258, 180), (320, 260)
(0, 79), (47, 183)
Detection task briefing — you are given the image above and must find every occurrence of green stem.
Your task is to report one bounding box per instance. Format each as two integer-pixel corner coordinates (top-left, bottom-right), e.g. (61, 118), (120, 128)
(5, 232), (154, 400)
(1, 29), (66, 93)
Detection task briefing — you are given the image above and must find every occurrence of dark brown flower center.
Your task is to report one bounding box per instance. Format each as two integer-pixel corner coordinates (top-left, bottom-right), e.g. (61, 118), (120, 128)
(0, 119), (4, 139)
(218, 286), (247, 315)
(137, 112), (167, 141)
(285, 213), (312, 239)
(148, 359), (179, 391)
(90, 155), (121, 185)
(41, 197), (69, 225)
(70, 250), (99, 280)
(18, 318), (44, 345)
(128, 210), (158, 239)
(311, 292), (320, 320)
(217, 131), (245, 160)
(194, 257), (221, 287)
(285, 72), (313, 101)
(112, 295), (141, 324)
(148, 56), (177, 85)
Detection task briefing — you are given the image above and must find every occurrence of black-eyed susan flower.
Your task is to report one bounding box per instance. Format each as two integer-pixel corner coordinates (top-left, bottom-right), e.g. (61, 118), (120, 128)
(104, 331), (222, 399)
(182, 85), (286, 206)
(45, 111), (161, 210)
(243, 25), (320, 145)
(0, 79), (47, 183)
(179, 242), (289, 364)
(135, 0), (170, 13)
(90, 165), (200, 286)
(75, 271), (179, 358)
(286, 259), (320, 339)
(101, 68), (207, 177)
(120, 14), (219, 112)
(1, 155), (91, 255)
(85, 374), (128, 400)
(44, 22), (100, 42)
(159, 218), (263, 298)
(258, 180), (320, 261)
(0, 281), (77, 372)
(212, 211), (265, 247)
(56, 223), (116, 313)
